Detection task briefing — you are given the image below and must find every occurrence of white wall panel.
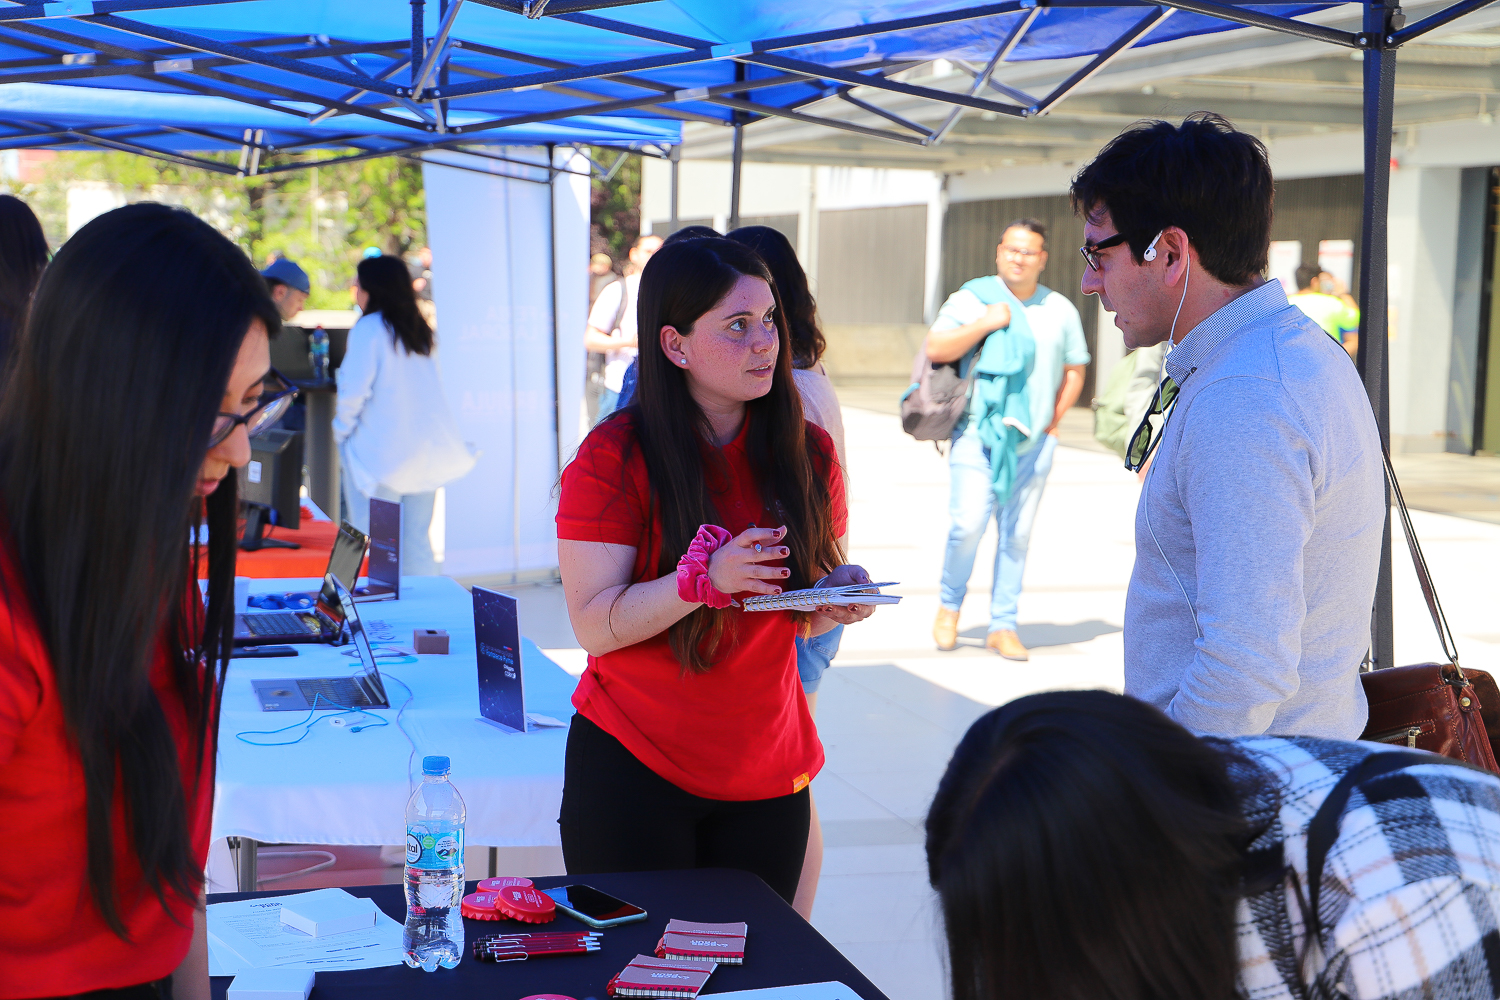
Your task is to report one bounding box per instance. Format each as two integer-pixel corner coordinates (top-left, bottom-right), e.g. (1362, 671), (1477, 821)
(423, 147), (587, 577)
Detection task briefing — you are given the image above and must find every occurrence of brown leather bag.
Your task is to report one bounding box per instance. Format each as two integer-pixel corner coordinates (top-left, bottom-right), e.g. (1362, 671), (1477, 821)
(1358, 451), (1500, 772)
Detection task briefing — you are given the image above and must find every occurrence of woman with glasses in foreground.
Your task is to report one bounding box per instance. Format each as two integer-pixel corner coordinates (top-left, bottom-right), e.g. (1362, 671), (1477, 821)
(927, 689), (1500, 1000)
(0, 204), (286, 1000)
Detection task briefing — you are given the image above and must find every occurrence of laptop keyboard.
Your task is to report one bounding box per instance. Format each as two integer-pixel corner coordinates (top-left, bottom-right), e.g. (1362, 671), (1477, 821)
(297, 678), (371, 708)
(243, 611), (319, 636)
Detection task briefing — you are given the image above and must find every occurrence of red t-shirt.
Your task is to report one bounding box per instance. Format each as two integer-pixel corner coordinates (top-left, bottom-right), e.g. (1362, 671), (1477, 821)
(0, 547), (214, 997)
(556, 414), (846, 802)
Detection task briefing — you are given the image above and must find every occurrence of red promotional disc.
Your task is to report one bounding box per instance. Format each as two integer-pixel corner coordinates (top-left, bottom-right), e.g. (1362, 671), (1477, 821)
(460, 891), (505, 921)
(477, 876), (534, 892)
(493, 883), (556, 923)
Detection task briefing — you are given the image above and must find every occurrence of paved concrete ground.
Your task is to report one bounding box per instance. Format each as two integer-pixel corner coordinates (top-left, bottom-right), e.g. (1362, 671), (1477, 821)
(231, 394), (1500, 1000)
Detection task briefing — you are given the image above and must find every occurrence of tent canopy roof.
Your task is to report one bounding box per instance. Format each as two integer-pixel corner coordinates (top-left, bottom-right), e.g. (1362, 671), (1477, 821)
(0, 0), (1424, 172)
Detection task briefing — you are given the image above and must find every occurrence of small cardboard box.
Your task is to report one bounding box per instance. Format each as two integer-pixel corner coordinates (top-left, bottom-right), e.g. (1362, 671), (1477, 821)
(414, 628), (450, 654)
(226, 968), (315, 1000)
(278, 888), (378, 938)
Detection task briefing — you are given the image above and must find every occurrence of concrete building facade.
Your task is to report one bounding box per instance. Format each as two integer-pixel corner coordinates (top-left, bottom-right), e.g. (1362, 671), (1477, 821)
(642, 121), (1500, 455)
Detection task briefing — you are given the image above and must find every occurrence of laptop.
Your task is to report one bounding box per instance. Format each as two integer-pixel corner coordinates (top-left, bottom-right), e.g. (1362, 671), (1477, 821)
(251, 575), (391, 712)
(474, 586), (528, 733)
(354, 497), (400, 602)
(234, 520), (368, 645)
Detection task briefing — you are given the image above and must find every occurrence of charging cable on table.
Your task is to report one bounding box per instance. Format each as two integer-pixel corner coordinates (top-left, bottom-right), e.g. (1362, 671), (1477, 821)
(234, 692), (389, 746)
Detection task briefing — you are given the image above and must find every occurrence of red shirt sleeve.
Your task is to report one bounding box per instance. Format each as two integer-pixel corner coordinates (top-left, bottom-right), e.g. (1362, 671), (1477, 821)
(557, 419), (650, 547)
(807, 423), (848, 539)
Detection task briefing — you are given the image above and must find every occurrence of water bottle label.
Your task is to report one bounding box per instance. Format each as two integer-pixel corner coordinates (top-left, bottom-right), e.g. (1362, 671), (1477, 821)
(406, 826), (463, 869)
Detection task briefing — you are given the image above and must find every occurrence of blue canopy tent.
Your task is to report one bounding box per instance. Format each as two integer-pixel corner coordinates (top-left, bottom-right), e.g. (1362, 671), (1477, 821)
(0, 0), (1493, 668)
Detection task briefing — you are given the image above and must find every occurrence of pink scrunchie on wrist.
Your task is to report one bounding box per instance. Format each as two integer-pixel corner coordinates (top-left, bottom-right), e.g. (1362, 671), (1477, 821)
(677, 524), (735, 609)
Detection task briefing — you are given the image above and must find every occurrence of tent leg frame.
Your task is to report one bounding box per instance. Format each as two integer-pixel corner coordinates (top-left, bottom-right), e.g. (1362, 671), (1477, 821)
(1357, 0), (1399, 670)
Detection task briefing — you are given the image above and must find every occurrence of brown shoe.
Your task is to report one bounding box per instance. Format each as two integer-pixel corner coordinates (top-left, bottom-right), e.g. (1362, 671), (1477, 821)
(933, 608), (960, 651)
(986, 629), (1029, 661)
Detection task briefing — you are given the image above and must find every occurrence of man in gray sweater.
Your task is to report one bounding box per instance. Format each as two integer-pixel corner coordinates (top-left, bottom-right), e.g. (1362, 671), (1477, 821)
(1073, 114), (1383, 739)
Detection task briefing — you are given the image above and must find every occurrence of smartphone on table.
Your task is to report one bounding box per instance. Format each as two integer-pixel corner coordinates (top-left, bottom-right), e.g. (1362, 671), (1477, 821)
(541, 884), (648, 929)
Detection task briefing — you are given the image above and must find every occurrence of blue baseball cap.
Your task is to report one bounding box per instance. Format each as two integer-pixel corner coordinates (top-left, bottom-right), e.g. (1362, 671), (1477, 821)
(261, 258), (310, 294)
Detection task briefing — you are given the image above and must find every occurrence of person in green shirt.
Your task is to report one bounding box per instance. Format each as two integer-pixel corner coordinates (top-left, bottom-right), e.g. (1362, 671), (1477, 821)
(1288, 263), (1359, 359)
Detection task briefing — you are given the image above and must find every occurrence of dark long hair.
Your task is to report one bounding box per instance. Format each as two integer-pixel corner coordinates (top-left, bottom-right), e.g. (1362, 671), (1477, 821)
(0, 203), (280, 936)
(357, 254), (432, 355)
(0, 194), (48, 354)
(620, 236), (842, 672)
(925, 691), (1268, 1000)
(726, 226), (825, 368)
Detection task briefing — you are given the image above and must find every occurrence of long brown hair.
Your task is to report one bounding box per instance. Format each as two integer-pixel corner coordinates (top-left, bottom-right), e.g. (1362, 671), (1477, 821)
(616, 236), (842, 672)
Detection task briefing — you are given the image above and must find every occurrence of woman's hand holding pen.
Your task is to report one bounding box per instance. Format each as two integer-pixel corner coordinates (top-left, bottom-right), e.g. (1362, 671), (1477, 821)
(708, 525), (791, 598)
(813, 564), (877, 625)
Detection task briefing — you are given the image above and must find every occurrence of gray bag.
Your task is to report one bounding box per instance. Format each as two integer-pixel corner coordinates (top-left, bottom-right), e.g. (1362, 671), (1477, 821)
(900, 344), (975, 442)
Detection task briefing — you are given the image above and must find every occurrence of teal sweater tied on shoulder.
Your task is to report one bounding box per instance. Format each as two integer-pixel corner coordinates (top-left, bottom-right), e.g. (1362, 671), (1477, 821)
(957, 276), (1036, 505)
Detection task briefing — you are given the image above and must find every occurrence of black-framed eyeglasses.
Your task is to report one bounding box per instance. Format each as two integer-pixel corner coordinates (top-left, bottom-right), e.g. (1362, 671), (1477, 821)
(1124, 375), (1180, 473)
(209, 369), (298, 448)
(1080, 232), (1128, 271)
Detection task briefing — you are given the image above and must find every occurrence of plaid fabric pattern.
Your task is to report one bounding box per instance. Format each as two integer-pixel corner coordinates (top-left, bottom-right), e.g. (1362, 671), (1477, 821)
(1234, 737), (1500, 1000)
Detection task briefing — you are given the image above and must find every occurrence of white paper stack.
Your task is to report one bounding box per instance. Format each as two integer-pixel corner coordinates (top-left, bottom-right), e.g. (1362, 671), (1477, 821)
(208, 889), (405, 976)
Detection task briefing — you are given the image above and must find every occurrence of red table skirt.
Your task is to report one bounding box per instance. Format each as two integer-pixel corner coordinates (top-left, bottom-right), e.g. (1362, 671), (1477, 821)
(200, 507), (366, 579)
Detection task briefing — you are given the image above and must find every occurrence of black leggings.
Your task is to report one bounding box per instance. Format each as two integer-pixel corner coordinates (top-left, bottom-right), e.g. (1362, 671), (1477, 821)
(558, 713), (810, 904)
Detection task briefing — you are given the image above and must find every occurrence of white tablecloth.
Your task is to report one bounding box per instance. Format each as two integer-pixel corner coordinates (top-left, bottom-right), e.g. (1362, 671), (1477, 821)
(212, 576), (576, 847)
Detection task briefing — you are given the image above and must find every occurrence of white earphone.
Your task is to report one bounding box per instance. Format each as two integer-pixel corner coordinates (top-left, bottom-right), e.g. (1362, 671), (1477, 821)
(1143, 230), (1164, 262)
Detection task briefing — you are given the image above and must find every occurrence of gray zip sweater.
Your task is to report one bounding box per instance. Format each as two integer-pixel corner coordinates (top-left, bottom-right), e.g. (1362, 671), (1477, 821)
(1124, 280), (1384, 739)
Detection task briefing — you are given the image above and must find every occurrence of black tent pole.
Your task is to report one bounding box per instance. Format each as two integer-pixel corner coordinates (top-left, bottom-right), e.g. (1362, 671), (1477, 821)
(1356, 0), (1399, 669)
(729, 60), (746, 230)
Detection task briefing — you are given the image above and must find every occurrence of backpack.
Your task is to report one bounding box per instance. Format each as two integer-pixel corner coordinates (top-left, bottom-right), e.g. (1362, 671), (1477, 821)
(899, 349), (974, 442)
(900, 277), (1015, 443)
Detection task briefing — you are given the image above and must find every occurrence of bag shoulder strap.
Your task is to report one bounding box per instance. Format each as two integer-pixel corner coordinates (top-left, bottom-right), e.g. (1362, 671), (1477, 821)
(1382, 450), (1461, 669)
(1301, 750), (1483, 976)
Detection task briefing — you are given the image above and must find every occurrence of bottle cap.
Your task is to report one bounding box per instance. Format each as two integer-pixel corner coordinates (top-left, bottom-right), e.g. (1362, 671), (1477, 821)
(477, 876), (534, 892)
(460, 891), (505, 921)
(421, 755), (450, 776)
(492, 883), (556, 923)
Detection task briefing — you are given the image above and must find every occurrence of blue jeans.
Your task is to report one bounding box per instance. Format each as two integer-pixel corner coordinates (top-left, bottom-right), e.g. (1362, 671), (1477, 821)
(341, 470), (440, 576)
(938, 430), (1057, 632)
(795, 624), (843, 694)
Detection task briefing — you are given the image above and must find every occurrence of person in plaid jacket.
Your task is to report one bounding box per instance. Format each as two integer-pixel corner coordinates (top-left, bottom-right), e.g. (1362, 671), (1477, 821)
(926, 690), (1500, 1000)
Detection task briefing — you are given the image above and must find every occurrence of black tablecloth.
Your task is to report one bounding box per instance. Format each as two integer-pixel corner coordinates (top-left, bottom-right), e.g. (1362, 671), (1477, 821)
(208, 868), (893, 1000)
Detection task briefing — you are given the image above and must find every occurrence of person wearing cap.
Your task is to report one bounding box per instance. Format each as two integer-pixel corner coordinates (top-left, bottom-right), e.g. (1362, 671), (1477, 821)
(262, 258), (310, 321)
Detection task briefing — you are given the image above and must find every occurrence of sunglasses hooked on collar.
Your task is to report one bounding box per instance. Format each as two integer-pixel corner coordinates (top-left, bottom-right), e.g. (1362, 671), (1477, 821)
(1124, 375), (1179, 473)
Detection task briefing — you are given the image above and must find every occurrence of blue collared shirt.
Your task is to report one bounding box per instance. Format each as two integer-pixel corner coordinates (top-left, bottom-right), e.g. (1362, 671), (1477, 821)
(1125, 279), (1385, 738)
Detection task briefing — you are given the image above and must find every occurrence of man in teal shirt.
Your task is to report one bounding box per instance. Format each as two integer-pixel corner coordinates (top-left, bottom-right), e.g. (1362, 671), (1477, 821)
(929, 219), (1092, 660)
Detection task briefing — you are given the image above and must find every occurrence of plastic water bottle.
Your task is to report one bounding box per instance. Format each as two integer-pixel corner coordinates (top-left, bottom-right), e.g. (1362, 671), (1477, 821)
(403, 755), (466, 970)
(309, 325), (330, 382)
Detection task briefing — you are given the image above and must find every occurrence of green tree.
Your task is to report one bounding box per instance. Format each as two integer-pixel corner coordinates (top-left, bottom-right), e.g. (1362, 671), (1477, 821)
(588, 146), (640, 262)
(16, 151), (426, 311)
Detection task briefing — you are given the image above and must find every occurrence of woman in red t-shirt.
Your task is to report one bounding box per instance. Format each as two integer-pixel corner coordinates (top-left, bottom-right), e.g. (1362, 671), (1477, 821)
(0, 204), (287, 1000)
(556, 237), (877, 903)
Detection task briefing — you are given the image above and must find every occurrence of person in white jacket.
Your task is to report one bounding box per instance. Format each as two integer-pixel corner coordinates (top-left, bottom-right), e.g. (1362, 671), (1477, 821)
(335, 254), (474, 574)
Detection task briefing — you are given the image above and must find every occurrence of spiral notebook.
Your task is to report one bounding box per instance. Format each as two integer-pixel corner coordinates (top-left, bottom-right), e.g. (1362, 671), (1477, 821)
(739, 582), (901, 613)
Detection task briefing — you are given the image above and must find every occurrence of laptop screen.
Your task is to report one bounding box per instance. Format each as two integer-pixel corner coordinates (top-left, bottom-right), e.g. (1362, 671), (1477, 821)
(318, 521), (368, 610)
(329, 575), (387, 706)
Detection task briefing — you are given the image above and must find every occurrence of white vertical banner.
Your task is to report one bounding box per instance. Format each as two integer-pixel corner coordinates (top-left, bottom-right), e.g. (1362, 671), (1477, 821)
(552, 148), (590, 466)
(422, 147), (586, 578)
